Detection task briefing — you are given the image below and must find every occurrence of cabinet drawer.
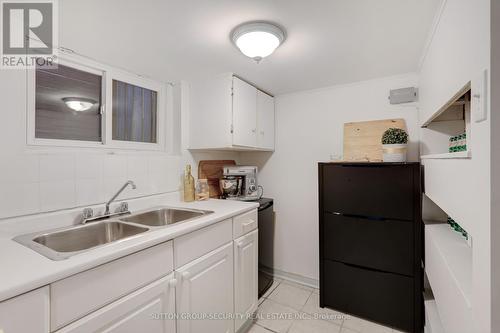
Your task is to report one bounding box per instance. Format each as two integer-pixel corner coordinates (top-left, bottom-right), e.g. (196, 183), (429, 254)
(323, 213), (414, 276)
(233, 209), (258, 239)
(0, 287), (49, 333)
(51, 241), (173, 330)
(321, 164), (415, 220)
(322, 260), (414, 332)
(55, 274), (176, 333)
(174, 218), (232, 268)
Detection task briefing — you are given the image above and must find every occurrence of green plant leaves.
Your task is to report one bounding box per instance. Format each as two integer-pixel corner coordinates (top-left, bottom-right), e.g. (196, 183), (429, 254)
(381, 128), (408, 144)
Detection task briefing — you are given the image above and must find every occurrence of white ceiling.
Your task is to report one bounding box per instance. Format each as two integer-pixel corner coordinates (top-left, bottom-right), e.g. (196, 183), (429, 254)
(60, 0), (441, 95)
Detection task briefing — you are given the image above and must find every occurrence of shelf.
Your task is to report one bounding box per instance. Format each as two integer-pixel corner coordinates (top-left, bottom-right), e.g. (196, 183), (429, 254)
(421, 82), (471, 128)
(425, 222), (472, 305)
(188, 146), (274, 152)
(421, 151), (471, 160)
(424, 222), (472, 333)
(424, 298), (445, 333)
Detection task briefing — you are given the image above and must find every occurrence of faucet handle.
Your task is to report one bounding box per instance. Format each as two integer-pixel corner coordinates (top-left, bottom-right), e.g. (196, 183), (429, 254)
(82, 207), (94, 220)
(118, 202), (129, 213)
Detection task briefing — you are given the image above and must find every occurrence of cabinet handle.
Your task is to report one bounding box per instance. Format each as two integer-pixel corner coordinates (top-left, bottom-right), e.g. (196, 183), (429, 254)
(169, 278), (178, 288)
(326, 211), (389, 221)
(252, 129), (257, 133)
(181, 271), (191, 281)
(242, 219), (255, 227)
(242, 219), (256, 232)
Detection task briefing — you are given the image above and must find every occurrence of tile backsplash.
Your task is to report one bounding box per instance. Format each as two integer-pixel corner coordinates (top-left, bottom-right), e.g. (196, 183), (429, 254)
(0, 152), (181, 219)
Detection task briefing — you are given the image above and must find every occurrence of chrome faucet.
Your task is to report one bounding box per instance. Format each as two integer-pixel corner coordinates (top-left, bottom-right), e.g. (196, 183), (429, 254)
(105, 180), (136, 215)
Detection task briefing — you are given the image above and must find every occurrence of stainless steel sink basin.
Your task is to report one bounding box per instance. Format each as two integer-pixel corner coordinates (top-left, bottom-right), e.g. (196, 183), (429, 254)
(14, 207), (213, 261)
(120, 207), (214, 227)
(14, 221), (149, 260)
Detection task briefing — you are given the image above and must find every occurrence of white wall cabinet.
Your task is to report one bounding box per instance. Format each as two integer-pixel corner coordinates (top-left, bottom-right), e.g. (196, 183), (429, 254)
(176, 242), (234, 333)
(190, 73), (275, 151)
(233, 77), (258, 147)
(56, 274), (176, 333)
(234, 229), (258, 332)
(0, 287), (49, 333)
(257, 90), (275, 150)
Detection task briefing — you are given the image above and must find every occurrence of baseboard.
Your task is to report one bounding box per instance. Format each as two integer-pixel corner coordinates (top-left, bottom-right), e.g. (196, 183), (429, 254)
(259, 265), (319, 289)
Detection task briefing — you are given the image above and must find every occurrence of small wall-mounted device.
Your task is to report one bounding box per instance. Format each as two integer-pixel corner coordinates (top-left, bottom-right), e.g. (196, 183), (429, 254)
(389, 87), (418, 104)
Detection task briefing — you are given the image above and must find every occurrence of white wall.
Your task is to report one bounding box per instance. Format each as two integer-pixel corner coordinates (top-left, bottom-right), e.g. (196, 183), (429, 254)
(418, 0), (491, 331)
(0, 68), (239, 221)
(0, 68), (182, 220)
(240, 73), (419, 282)
(0, 0), (247, 221)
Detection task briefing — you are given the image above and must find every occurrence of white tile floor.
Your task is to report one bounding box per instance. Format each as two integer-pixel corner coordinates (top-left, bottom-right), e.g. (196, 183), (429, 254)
(248, 279), (405, 333)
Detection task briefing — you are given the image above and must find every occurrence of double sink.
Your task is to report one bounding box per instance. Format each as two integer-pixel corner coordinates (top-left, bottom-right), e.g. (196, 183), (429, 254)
(14, 207), (214, 261)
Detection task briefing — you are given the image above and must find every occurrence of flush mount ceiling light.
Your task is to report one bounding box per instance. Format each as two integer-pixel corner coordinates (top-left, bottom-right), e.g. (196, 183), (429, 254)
(231, 22), (286, 63)
(62, 97), (97, 112)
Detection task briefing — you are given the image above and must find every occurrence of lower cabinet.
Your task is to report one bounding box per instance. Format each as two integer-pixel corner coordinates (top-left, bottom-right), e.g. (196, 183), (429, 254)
(234, 229), (258, 332)
(55, 274), (176, 333)
(176, 242), (234, 333)
(0, 211), (258, 333)
(0, 286), (49, 333)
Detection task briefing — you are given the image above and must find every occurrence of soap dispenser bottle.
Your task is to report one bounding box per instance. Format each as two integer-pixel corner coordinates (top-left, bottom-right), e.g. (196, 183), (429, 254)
(183, 164), (195, 202)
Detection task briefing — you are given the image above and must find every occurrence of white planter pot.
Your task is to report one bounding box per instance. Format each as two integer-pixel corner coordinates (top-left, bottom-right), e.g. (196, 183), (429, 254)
(382, 144), (408, 162)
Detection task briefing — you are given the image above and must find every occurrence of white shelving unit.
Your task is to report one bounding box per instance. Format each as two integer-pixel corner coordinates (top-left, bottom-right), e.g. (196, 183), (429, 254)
(420, 83), (471, 158)
(421, 151), (471, 160)
(424, 298), (445, 333)
(425, 222), (472, 333)
(421, 82), (471, 127)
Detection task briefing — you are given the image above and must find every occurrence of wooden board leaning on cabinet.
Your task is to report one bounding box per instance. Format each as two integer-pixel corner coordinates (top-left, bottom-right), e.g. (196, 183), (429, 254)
(198, 160), (236, 198)
(343, 118), (407, 162)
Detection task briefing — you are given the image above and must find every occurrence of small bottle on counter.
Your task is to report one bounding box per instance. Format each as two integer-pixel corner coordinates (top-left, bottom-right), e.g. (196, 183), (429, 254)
(183, 164), (195, 202)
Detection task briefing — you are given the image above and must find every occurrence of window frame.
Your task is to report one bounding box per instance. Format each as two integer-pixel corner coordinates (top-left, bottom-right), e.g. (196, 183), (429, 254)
(105, 69), (166, 151)
(26, 53), (167, 151)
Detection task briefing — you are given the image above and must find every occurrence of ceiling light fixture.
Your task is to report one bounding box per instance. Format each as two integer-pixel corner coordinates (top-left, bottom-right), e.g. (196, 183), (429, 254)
(62, 97), (97, 112)
(231, 21), (286, 63)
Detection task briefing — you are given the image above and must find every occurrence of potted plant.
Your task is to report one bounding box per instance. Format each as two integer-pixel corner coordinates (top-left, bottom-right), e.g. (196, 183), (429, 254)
(381, 128), (409, 162)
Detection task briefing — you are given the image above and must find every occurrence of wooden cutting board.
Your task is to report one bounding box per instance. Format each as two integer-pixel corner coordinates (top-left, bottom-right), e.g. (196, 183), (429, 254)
(198, 160), (236, 198)
(343, 119), (407, 162)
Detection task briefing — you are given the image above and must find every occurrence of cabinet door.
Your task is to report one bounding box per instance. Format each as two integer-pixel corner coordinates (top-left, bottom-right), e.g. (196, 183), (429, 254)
(323, 260), (413, 332)
(232, 77), (257, 147)
(322, 213), (414, 276)
(56, 274), (176, 333)
(234, 230), (258, 332)
(257, 91), (275, 150)
(176, 242), (234, 333)
(321, 164), (415, 220)
(0, 287), (49, 333)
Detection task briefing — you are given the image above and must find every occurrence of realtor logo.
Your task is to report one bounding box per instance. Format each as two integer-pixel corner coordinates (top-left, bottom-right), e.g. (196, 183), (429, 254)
(1, 0), (58, 69)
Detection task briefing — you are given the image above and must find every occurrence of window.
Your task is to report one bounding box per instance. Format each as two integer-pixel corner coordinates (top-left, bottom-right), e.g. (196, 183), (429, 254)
(28, 54), (166, 150)
(35, 64), (102, 142)
(112, 80), (157, 143)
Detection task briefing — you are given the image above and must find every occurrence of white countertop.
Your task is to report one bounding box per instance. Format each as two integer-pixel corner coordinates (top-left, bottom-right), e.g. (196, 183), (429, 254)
(0, 197), (258, 302)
